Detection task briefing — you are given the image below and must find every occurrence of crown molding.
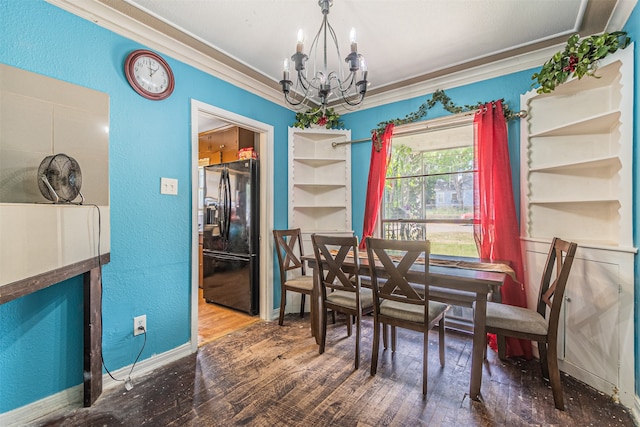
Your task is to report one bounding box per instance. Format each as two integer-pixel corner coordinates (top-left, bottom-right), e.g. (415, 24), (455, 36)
(46, 0), (287, 108)
(346, 44), (562, 114)
(47, 0), (566, 114)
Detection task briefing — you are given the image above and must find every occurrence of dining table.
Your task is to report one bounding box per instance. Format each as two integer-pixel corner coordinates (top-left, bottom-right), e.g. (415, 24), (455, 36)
(302, 252), (509, 401)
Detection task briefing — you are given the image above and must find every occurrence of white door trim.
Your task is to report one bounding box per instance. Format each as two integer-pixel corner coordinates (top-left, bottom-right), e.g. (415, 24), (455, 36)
(190, 99), (274, 353)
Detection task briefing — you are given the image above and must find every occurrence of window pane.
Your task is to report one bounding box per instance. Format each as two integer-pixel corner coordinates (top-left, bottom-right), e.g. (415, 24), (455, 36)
(381, 125), (477, 257)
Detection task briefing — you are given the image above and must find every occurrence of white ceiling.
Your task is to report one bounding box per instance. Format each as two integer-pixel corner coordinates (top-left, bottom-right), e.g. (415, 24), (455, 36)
(116, 0), (631, 97)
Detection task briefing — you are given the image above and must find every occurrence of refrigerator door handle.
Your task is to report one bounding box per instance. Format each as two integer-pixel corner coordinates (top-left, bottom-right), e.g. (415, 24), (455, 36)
(217, 168), (225, 239)
(225, 167), (232, 241)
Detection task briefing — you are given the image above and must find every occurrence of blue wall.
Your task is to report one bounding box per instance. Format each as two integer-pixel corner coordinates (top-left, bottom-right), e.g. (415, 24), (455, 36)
(0, 0), (293, 413)
(622, 4), (640, 397)
(1, 0), (638, 416)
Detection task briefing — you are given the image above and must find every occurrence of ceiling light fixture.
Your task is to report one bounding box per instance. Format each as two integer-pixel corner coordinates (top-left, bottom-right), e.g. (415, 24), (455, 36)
(279, 0), (368, 111)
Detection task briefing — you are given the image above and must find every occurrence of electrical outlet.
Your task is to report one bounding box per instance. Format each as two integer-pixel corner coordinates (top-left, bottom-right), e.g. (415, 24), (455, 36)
(133, 315), (146, 336)
(160, 177), (178, 195)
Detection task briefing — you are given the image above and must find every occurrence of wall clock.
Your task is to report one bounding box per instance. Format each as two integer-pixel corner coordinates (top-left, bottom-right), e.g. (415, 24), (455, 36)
(124, 49), (175, 100)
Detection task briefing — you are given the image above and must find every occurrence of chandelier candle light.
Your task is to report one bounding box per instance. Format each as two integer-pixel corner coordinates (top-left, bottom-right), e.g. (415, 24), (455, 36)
(280, 0), (368, 110)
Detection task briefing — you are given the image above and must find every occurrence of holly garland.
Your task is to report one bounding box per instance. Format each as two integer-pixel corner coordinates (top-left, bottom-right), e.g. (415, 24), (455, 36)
(371, 89), (518, 141)
(531, 31), (630, 94)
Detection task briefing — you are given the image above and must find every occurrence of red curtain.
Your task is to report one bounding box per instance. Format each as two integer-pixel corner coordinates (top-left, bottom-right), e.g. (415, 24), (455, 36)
(473, 101), (532, 359)
(359, 123), (394, 249)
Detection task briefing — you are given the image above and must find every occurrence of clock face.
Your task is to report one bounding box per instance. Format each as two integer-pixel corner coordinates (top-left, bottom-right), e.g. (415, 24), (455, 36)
(125, 50), (175, 100)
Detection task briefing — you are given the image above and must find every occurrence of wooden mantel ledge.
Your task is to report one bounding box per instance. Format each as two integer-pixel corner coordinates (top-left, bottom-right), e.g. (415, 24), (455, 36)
(0, 253), (110, 305)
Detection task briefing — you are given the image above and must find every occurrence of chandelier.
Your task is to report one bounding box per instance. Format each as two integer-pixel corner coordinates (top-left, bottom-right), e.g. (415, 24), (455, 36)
(279, 0), (368, 111)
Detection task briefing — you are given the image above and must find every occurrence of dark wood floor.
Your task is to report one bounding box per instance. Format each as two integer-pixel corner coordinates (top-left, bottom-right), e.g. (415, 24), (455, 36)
(36, 314), (635, 426)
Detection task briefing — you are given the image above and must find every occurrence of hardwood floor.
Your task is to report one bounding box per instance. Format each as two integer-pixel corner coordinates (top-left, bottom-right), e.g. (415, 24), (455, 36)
(36, 314), (635, 426)
(198, 288), (260, 346)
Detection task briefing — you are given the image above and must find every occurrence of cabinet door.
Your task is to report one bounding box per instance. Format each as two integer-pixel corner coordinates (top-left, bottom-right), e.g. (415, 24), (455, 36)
(562, 257), (619, 387)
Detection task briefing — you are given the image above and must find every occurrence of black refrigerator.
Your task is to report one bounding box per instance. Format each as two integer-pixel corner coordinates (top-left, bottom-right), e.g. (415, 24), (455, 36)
(202, 159), (259, 315)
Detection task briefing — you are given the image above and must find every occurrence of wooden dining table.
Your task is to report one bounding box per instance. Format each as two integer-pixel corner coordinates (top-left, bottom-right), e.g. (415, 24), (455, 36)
(302, 252), (507, 401)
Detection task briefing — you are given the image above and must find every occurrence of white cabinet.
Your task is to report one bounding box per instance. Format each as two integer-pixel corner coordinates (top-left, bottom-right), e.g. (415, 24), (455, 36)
(288, 127), (352, 255)
(520, 45), (635, 407)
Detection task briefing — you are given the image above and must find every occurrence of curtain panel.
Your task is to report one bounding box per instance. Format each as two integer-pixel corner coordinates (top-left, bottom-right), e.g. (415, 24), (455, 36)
(359, 123), (394, 249)
(473, 101), (532, 359)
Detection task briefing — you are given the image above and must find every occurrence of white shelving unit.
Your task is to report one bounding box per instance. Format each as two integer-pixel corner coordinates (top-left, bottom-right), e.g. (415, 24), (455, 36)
(288, 127), (353, 256)
(519, 45), (636, 407)
(284, 127), (353, 315)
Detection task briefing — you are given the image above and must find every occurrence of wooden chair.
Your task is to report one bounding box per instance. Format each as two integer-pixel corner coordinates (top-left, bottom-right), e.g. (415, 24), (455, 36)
(365, 237), (449, 396)
(483, 237), (577, 410)
(311, 234), (373, 369)
(273, 229), (314, 326)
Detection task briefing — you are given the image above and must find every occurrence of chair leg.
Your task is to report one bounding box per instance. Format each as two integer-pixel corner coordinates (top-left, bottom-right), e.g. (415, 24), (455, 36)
(354, 312), (361, 369)
(300, 293), (306, 318)
(346, 315), (352, 337)
(382, 323), (388, 349)
(319, 307), (327, 355)
(546, 343), (564, 410)
(391, 326), (397, 352)
(497, 334), (507, 360)
(438, 319), (445, 367)
(371, 318), (380, 376)
(422, 329), (428, 397)
(538, 341), (550, 380)
(278, 289), (286, 326)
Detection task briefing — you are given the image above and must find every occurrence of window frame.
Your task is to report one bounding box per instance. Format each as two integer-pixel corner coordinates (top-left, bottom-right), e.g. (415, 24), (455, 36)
(378, 113), (477, 256)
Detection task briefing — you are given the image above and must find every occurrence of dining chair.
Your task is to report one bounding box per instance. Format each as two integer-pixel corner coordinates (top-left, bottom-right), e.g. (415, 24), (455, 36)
(311, 233), (373, 369)
(365, 237), (449, 397)
(273, 228), (314, 326)
(482, 237), (577, 410)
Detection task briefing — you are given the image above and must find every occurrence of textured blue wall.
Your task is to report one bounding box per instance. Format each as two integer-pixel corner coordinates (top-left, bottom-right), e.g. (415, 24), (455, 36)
(0, 0), (293, 413)
(621, 4), (640, 398)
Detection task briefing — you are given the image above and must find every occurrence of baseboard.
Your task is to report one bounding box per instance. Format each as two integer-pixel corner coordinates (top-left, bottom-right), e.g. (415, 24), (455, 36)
(0, 343), (193, 426)
(102, 342), (192, 391)
(0, 385), (83, 427)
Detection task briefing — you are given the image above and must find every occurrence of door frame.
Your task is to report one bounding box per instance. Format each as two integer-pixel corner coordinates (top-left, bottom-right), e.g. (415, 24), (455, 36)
(190, 99), (274, 352)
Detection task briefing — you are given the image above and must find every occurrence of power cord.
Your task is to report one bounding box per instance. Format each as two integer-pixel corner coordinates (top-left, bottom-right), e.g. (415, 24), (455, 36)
(88, 203), (147, 390)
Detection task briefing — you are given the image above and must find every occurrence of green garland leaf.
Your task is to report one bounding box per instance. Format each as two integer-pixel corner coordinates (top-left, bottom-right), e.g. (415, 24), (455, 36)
(292, 107), (344, 129)
(531, 31), (630, 94)
(371, 89), (518, 139)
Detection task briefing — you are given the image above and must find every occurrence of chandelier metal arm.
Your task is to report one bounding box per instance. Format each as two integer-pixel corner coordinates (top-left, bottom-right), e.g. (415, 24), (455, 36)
(279, 0), (368, 110)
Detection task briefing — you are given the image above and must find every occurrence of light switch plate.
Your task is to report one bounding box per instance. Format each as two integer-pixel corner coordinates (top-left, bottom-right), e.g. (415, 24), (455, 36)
(160, 177), (178, 195)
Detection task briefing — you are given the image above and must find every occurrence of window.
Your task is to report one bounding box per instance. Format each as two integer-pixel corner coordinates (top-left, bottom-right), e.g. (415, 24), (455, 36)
(381, 119), (478, 257)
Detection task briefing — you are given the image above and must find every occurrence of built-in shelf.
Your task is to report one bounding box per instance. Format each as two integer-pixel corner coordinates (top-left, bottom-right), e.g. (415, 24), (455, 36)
(529, 155), (620, 173)
(289, 127), (353, 255)
(529, 110), (620, 137)
(519, 44), (636, 407)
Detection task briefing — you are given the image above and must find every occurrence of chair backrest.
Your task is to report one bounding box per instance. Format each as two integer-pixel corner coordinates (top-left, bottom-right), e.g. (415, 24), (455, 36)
(273, 229), (306, 283)
(311, 234), (361, 298)
(537, 237), (578, 337)
(365, 238), (429, 308)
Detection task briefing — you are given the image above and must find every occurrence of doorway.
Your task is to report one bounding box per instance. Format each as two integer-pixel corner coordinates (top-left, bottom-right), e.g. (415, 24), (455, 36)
(190, 99), (274, 352)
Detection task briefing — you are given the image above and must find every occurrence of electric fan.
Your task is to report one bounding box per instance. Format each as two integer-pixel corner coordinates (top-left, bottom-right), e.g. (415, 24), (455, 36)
(37, 153), (84, 204)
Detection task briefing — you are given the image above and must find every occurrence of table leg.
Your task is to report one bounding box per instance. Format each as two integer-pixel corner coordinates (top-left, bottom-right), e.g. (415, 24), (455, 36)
(83, 265), (103, 407)
(470, 294), (487, 400)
